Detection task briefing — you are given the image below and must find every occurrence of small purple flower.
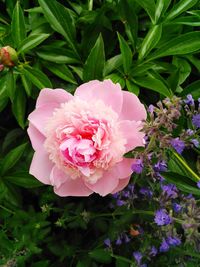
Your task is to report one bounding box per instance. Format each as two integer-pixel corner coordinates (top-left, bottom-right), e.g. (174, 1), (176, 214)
(154, 160), (167, 172)
(192, 114), (200, 128)
(184, 94), (194, 105)
(133, 251), (142, 265)
(104, 238), (111, 247)
(122, 190), (130, 198)
(123, 234), (131, 243)
(112, 193), (119, 199)
(160, 238), (170, 252)
(116, 199), (126, 207)
(186, 129), (194, 136)
(116, 236), (122, 246)
(131, 159), (143, 174)
(161, 184), (178, 199)
(148, 104), (155, 113)
(128, 184), (134, 193)
(191, 139), (199, 148)
(141, 264), (147, 267)
(154, 209), (172, 226)
(197, 181), (200, 188)
(170, 138), (185, 154)
(166, 236), (181, 247)
(139, 187), (153, 198)
(149, 246), (158, 257)
(172, 202), (182, 213)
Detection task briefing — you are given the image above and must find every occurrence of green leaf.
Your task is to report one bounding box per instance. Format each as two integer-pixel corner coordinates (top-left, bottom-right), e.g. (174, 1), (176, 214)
(12, 88), (26, 128)
(46, 63), (77, 84)
(126, 80), (140, 96)
(11, 1), (26, 48)
(83, 34), (105, 82)
(179, 80), (200, 99)
(173, 57), (191, 85)
(37, 49), (80, 64)
(0, 143), (27, 176)
(139, 24), (162, 60)
(148, 32), (200, 61)
(165, 0), (199, 21)
(6, 70), (16, 102)
(135, 0), (155, 24)
(21, 66), (52, 89)
(21, 72), (32, 96)
(154, 0), (171, 23)
(104, 55), (122, 76)
(170, 16), (200, 26)
(0, 74), (8, 112)
(89, 249), (112, 264)
(38, 0), (79, 57)
(133, 72), (171, 97)
(4, 171), (42, 188)
(117, 33), (132, 74)
(18, 34), (50, 54)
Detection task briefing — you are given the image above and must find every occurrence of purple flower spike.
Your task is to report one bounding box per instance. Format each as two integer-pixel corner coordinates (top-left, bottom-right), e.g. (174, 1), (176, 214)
(172, 202), (182, 213)
(154, 209), (172, 226)
(139, 187), (153, 198)
(133, 251), (142, 265)
(197, 181), (200, 189)
(104, 238), (111, 247)
(192, 114), (200, 128)
(160, 238), (170, 252)
(170, 138), (185, 154)
(116, 199), (126, 207)
(161, 184), (178, 199)
(154, 160), (167, 172)
(131, 159), (144, 174)
(191, 139), (199, 148)
(184, 94), (194, 105)
(166, 236), (181, 247)
(149, 246), (158, 257)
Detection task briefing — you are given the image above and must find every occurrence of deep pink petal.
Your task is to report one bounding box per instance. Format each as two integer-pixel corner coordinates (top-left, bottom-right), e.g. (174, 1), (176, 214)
(111, 177), (130, 194)
(53, 170), (93, 197)
(28, 104), (57, 136)
(29, 147), (53, 184)
(75, 79), (123, 114)
(119, 120), (145, 152)
(120, 91), (147, 121)
(85, 170), (119, 196)
(36, 88), (73, 108)
(27, 123), (45, 151)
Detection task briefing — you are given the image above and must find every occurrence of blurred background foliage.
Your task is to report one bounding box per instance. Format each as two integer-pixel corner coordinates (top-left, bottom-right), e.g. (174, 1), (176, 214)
(0, 0), (200, 266)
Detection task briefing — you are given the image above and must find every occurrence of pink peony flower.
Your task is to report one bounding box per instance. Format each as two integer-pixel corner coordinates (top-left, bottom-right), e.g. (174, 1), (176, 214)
(27, 80), (146, 197)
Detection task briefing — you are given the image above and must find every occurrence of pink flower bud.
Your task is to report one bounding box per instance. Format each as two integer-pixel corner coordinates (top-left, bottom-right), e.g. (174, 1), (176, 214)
(0, 46), (18, 67)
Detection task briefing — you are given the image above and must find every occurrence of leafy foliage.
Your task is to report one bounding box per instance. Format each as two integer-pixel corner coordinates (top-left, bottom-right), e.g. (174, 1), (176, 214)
(0, 0), (200, 266)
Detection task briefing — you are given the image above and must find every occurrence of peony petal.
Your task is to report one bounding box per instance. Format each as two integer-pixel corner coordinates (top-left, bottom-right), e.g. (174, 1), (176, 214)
(119, 120), (145, 152)
(111, 177), (130, 194)
(27, 123), (45, 151)
(120, 91), (147, 121)
(115, 158), (135, 179)
(28, 104), (57, 136)
(53, 171), (93, 197)
(36, 88), (73, 108)
(85, 169), (119, 196)
(29, 147), (53, 184)
(75, 79), (123, 114)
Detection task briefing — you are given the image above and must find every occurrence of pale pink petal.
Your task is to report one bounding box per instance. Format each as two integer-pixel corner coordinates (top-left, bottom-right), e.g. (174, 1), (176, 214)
(111, 177), (130, 194)
(85, 170), (119, 196)
(119, 120), (145, 152)
(29, 147), (53, 184)
(28, 104), (57, 136)
(27, 123), (45, 151)
(36, 88), (73, 108)
(115, 158), (135, 179)
(75, 79), (123, 114)
(53, 172), (93, 197)
(120, 91), (147, 121)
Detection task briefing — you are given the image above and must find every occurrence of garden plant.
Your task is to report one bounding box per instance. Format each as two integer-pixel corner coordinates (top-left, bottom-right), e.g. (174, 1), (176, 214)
(0, 0), (200, 266)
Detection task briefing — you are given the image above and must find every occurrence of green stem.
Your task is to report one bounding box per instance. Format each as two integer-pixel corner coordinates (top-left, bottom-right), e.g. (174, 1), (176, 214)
(111, 253), (136, 265)
(0, 204), (15, 214)
(173, 151), (200, 181)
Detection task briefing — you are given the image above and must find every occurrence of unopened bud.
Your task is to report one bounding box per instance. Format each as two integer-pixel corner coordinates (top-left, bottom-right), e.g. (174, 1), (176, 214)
(0, 64), (4, 71)
(0, 46), (18, 67)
